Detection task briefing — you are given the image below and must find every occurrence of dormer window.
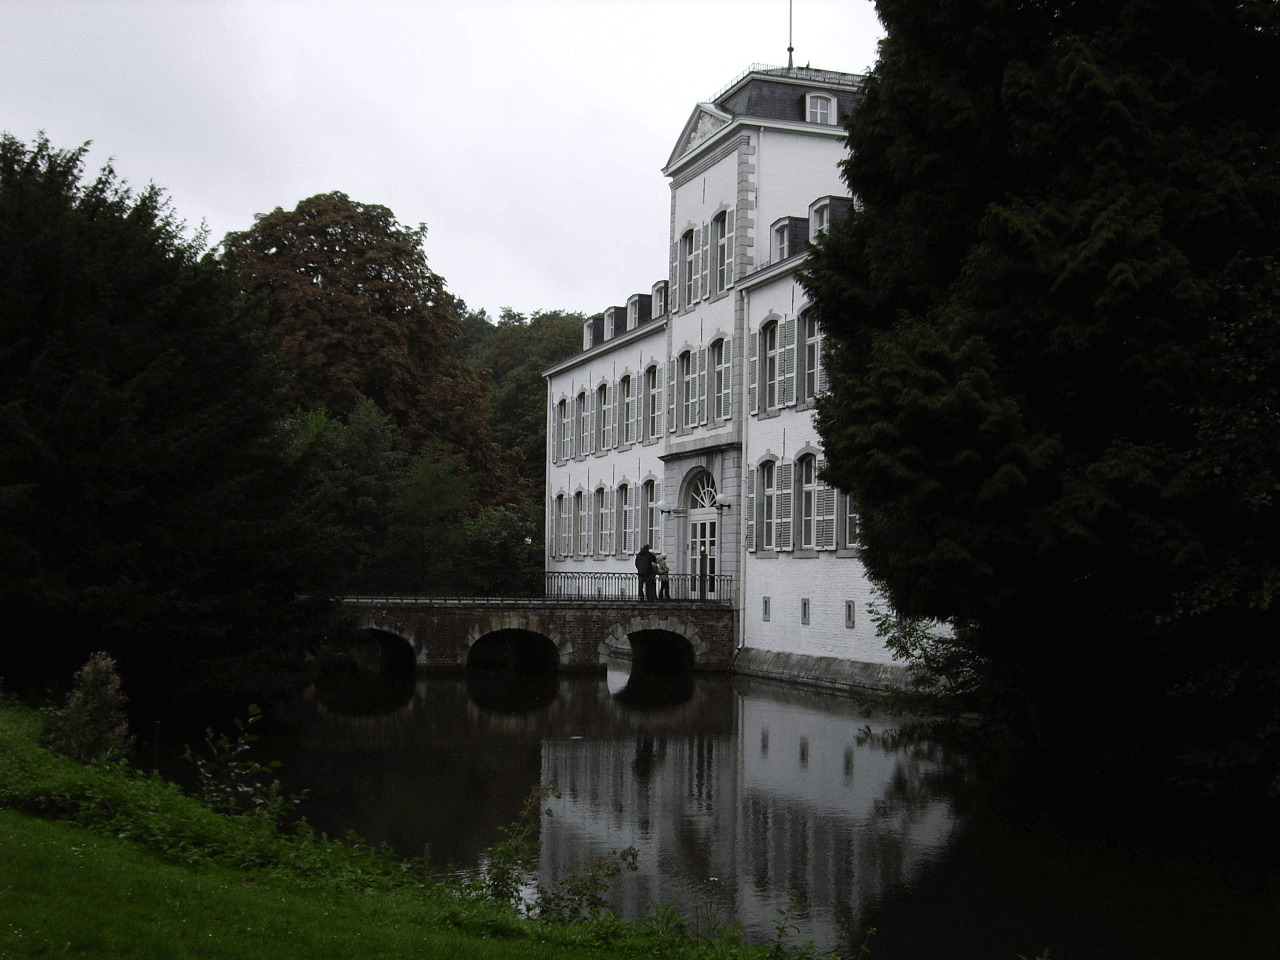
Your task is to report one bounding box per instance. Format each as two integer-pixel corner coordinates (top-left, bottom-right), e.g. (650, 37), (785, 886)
(806, 93), (835, 125)
(774, 222), (789, 261)
(811, 202), (830, 243)
(652, 281), (667, 318)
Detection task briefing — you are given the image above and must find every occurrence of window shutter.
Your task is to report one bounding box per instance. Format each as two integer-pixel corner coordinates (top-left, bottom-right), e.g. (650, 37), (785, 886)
(632, 378), (643, 444)
(815, 325), (828, 395)
(697, 346), (708, 425)
(605, 383), (615, 448)
(604, 487), (616, 554)
(653, 363), (664, 439)
(780, 317), (797, 406)
(547, 497), (555, 557)
(745, 467), (756, 552)
(720, 336), (732, 418)
(666, 356), (677, 432)
(612, 380), (621, 447)
(670, 241), (679, 310)
(724, 209), (736, 288)
(622, 488), (635, 554)
(815, 460), (836, 549)
(748, 329), (758, 414)
(587, 393), (597, 455)
(776, 462), (794, 550)
(700, 221), (711, 298)
(696, 225), (706, 300)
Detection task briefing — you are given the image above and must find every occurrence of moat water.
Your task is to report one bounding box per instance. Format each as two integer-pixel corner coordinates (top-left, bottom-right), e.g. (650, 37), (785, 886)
(255, 663), (1274, 960)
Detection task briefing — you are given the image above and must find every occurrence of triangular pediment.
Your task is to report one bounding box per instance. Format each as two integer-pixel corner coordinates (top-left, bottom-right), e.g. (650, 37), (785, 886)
(667, 103), (732, 167)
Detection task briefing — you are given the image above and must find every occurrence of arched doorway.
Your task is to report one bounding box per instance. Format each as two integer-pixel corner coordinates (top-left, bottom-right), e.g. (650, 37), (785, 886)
(686, 471), (719, 599)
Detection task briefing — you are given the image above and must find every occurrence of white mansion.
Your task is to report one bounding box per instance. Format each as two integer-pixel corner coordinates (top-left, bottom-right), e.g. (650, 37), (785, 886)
(544, 64), (901, 690)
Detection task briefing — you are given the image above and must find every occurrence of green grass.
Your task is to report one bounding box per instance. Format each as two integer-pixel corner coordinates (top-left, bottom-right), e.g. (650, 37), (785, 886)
(0, 809), (622, 959)
(0, 702), (815, 960)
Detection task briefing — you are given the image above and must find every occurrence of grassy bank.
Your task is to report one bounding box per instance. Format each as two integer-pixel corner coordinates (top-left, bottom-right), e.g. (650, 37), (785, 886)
(0, 701), (826, 960)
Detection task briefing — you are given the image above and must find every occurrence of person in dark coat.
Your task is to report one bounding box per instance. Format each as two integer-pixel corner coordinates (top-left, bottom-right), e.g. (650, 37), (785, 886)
(635, 544), (657, 601)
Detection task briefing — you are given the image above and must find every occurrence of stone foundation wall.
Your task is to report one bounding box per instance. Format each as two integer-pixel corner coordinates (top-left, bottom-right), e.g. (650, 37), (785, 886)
(731, 647), (909, 696)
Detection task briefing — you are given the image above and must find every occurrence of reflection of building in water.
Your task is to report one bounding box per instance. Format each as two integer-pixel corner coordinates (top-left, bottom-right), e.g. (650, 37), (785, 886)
(732, 682), (955, 945)
(536, 678), (958, 949)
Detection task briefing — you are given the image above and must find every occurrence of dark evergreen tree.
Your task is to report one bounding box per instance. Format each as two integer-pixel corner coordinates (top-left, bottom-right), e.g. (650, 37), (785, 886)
(803, 1), (1280, 792)
(0, 136), (327, 716)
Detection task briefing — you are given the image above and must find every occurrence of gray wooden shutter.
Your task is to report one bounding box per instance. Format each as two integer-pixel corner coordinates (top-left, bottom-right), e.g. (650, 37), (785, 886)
(667, 356), (677, 432)
(816, 460), (836, 549)
(670, 241), (679, 310)
(776, 462), (794, 550)
(724, 209), (736, 289)
(697, 346), (708, 425)
(700, 221), (711, 298)
(747, 328), (758, 414)
(780, 317), (797, 406)
(745, 467), (756, 552)
(604, 486), (616, 554)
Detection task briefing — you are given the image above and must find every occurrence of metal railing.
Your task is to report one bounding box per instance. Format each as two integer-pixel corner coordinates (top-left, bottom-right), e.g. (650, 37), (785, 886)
(543, 571), (734, 605)
(331, 569), (734, 606)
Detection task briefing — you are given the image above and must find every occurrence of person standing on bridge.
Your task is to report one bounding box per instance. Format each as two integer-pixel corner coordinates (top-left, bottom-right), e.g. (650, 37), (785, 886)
(635, 544), (657, 602)
(655, 553), (671, 601)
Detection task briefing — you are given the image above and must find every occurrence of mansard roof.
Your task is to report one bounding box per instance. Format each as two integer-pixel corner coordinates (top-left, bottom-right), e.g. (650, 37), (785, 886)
(665, 64), (864, 170)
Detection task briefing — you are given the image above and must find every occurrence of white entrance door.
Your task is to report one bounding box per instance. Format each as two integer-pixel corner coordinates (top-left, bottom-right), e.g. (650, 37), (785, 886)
(688, 508), (718, 598)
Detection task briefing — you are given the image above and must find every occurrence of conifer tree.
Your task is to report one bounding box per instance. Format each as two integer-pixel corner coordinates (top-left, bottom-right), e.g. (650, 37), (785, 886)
(804, 1), (1280, 791)
(0, 135), (323, 713)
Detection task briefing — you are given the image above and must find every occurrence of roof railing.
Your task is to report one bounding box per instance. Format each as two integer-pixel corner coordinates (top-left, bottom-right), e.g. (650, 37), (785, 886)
(705, 63), (864, 104)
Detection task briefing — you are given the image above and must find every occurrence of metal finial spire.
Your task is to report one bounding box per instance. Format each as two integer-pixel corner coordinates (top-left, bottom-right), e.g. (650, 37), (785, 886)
(787, 0), (794, 70)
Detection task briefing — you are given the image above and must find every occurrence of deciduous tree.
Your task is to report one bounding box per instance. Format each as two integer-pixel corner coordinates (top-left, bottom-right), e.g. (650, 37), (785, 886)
(221, 193), (518, 504)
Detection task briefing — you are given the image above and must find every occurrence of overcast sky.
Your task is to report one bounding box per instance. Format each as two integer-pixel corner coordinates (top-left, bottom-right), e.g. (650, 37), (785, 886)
(3, 0), (883, 320)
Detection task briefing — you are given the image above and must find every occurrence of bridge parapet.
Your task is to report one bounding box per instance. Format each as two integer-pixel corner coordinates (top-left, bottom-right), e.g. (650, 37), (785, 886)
(344, 595), (736, 673)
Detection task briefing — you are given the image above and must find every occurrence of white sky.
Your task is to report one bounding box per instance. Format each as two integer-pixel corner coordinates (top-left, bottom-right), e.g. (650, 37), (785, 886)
(2, 0), (883, 319)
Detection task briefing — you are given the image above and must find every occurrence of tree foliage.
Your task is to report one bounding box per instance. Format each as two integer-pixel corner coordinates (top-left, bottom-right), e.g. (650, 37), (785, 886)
(0, 135), (326, 714)
(457, 307), (585, 493)
(803, 1), (1280, 792)
(221, 192), (518, 504)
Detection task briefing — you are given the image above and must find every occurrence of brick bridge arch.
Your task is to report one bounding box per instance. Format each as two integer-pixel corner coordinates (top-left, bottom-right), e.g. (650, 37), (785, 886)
(348, 600), (734, 672)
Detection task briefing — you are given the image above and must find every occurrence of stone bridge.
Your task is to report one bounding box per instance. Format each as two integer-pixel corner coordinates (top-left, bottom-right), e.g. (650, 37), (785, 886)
(342, 597), (737, 673)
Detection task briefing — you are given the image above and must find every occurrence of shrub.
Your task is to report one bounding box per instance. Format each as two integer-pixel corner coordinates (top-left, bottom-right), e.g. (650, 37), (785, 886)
(40, 652), (133, 764)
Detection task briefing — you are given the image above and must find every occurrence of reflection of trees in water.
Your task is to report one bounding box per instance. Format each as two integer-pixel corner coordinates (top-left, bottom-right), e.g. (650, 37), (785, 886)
(855, 721), (978, 817)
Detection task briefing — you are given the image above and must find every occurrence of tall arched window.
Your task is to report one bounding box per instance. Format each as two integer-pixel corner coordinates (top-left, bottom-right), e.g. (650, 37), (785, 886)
(620, 375), (634, 444)
(594, 487), (607, 554)
(680, 350), (696, 428)
(711, 338), (730, 420)
(557, 494), (570, 556)
(595, 383), (609, 450)
(760, 460), (776, 550)
(681, 229), (697, 306)
(558, 399), (571, 460)
(714, 210), (734, 293)
(618, 483), (634, 554)
(763, 321), (780, 411)
(645, 365), (660, 439)
(799, 454), (817, 549)
(575, 491), (589, 555)
(643, 478), (660, 551)
(576, 392), (589, 457)
(803, 312), (822, 401)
